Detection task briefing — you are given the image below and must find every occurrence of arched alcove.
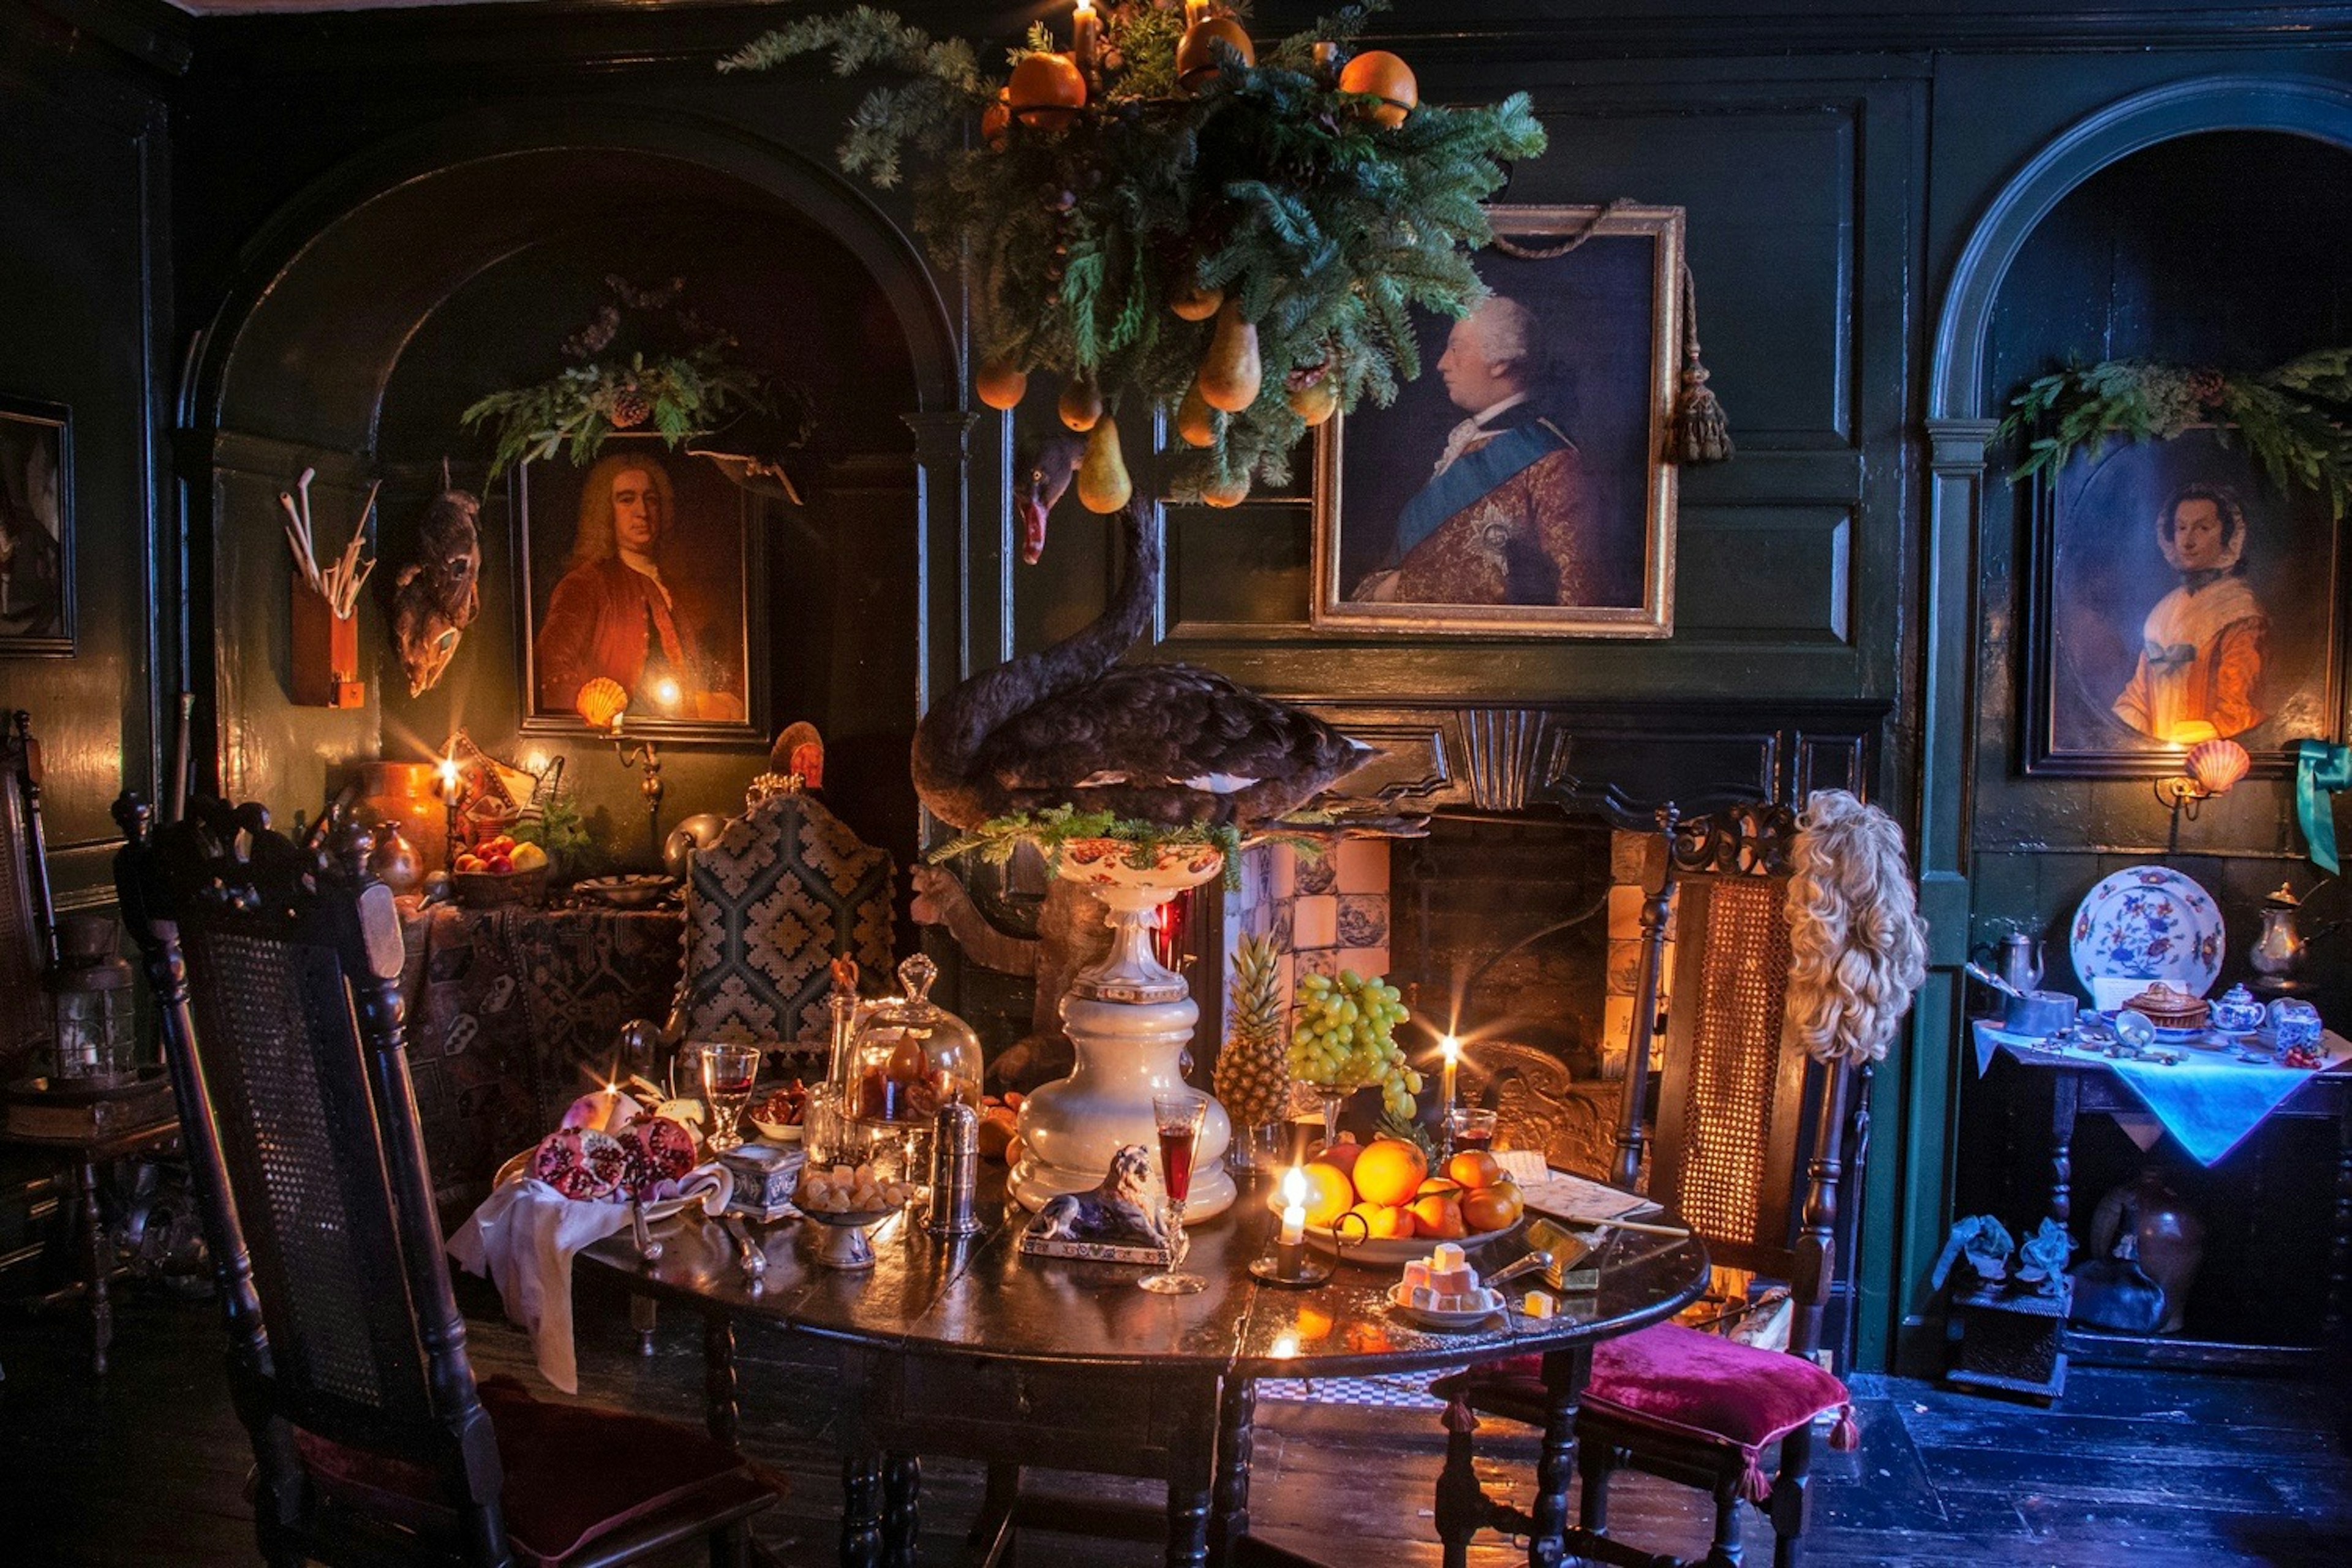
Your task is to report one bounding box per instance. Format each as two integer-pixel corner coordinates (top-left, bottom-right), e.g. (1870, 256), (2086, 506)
(187, 113), (957, 864)
(1936, 94), (2352, 1352)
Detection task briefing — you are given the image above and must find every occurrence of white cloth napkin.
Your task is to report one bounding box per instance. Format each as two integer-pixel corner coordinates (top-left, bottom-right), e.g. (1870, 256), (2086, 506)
(447, 1168), (729, 1393)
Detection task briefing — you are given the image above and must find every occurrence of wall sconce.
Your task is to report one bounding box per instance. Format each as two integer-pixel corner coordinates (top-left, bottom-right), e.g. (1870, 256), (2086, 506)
(576, 677), (665, 863)
(2155, 731), (2250, 822)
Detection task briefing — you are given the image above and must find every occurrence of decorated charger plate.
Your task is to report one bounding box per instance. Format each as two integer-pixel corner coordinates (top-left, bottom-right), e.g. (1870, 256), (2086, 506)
(2070, 867), (2225, 999)
(492, 1150), (709, 1222)
(1306, 1216), (1521, 1267)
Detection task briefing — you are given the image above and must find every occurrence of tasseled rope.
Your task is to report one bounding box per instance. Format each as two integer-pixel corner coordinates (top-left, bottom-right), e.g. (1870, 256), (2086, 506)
(1829, 1403), (1861, 1451)
(1490, 200), (1732, 466)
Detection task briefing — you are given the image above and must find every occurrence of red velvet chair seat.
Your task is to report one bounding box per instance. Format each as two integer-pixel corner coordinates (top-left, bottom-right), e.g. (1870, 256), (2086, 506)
(1431, 1322), (1852, 1498)
(294, 1375), (775, 1566)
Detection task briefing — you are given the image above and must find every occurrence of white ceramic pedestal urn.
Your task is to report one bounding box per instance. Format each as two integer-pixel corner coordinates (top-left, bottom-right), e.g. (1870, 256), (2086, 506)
(1009, 839), (1235, 1219)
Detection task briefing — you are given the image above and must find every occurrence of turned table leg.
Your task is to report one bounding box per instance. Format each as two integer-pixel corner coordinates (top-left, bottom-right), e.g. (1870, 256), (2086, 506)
(842, 1453), (884, 1568)
(2328, 1081), (2351, 1334)
(2047, 1070), (2079, 1227)
(1528, 1344), (1593, 1568)
(80, 1160), (110, 1375)
(703, 1310), (740, 1450)
(1167, 1411), (1216, 1568)
(882, 1453), (921, 1568)
(1208, 1375), (1256, 1565)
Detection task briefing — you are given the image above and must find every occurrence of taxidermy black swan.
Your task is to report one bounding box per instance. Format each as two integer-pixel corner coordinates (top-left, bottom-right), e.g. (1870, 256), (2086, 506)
(913, 503), (1373, 831)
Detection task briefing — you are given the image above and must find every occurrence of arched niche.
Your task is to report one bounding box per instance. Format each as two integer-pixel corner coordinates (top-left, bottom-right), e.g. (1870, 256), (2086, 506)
(185, 107), (957, 865)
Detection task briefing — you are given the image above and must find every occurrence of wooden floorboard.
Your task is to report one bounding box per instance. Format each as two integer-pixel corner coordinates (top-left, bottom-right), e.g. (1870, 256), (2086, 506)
(0, 1287), (2345, 1566)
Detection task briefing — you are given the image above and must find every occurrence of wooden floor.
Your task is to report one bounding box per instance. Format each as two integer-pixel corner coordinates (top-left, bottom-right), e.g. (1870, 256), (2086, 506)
(2, 1281), (2347, 1567)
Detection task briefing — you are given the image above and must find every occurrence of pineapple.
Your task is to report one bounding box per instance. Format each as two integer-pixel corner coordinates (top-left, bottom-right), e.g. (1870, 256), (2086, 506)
(1216, 933), (1292, 1129)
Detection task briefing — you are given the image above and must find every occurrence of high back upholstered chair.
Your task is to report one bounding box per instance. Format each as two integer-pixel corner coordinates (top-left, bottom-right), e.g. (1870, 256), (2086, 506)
(1430, 802), (1879, 1568)
(0, 709), (58, 1077)
(116, 794), (776, 1568)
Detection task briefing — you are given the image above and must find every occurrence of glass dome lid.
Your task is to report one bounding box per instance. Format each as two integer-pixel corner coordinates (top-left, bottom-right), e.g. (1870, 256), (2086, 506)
(848, 953), (982, 1123)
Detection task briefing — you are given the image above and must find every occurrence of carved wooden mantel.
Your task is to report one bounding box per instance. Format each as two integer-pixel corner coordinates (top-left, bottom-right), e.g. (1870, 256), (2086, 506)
(1297, 697), (1891, 816)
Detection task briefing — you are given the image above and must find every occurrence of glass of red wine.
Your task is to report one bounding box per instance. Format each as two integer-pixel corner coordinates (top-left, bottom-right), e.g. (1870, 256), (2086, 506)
(698, 1041), (761, 1154)
(1139, 1091), (1210, 1295)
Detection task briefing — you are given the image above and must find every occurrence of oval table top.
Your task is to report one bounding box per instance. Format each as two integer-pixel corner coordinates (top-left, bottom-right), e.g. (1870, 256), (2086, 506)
(581, 1167), (1711, 1380)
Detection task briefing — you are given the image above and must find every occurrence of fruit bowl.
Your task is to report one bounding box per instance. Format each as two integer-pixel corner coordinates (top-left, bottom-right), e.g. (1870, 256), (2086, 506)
(452, 864), (549, 909)
(1307, 1217), (1521, 1267)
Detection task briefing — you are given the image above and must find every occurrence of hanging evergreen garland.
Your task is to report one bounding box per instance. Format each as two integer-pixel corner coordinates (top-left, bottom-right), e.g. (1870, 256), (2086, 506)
(720, 2), (1545, 505)
(1998, 348), (2352, 521)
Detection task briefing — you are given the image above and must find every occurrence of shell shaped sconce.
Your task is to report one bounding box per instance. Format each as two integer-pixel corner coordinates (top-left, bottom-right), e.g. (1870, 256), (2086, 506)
(2185, 737), (2251, 796)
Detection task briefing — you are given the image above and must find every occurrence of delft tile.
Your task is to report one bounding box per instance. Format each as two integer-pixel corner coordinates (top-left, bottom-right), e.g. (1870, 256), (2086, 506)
(1335, 946), (1390, 980)
(1336, 894), (1388, 949)
(1608, 883), (1645, 940)
(1270, 898), (1295, 950)
(1333, 838), (1390, 894)
(1296, 852), (1338, 895)
(1606, 938), (1644, 996)
(1297, 946), (1340, 979)
(1270, 843), (1298, 900)
(1292, 894), (1339, 950)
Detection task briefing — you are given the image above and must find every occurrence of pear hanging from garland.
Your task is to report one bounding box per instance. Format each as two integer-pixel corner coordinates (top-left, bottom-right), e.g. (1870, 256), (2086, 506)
(1197, 302), (1262, 413)
(1076, 418), (1131, 513)
(975, 355), (1027, 411)
(1176, 383), (1218, 448)
(1058, 374), (1103, 432)
(1170, 279), (1223, 322)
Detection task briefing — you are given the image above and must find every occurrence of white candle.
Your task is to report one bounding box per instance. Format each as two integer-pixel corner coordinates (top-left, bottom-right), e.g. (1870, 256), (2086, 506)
(1072, 0), (1099, 76)
(1441, 1033), (1460, 1112)
(1278, 1164), (1307, 1246)
(1185, 0), (1211, 26)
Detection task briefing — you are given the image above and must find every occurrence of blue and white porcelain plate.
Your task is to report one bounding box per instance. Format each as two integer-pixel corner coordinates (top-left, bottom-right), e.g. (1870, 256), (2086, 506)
(2070, 867), (2225, 999)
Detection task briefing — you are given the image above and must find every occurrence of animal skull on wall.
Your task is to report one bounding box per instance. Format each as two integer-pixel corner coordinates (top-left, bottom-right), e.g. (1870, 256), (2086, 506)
(391, 473), (483, 697)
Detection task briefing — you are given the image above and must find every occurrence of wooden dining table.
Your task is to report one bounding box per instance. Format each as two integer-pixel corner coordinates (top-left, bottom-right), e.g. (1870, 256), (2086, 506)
(579, 1166), (1710, 1568)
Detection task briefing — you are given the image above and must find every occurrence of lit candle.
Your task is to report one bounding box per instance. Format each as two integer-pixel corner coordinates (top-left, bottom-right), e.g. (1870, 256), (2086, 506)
(652, 674), (682, 711)
(437, 754), (462, 870)
(1278, 1163), (1307, 1248)
(1072, 0), (1099, 78)
(1185, 1), (1211, 25)
(1441, 1033), (1460, 1113)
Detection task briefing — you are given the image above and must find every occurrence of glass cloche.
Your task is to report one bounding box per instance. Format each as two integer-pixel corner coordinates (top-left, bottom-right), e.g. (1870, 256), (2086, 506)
(845, 954), (982, 1125)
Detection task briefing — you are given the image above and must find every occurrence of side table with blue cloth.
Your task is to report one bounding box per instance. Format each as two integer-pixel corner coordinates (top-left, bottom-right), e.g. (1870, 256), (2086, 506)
(1970, 1019), (2352, 1357)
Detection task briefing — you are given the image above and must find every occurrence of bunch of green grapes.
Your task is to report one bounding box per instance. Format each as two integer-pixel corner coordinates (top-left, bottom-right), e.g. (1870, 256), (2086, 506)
(1289, 970), (1422, 1119)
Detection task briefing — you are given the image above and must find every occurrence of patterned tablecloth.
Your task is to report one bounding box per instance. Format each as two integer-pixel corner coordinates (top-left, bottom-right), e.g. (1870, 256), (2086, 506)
(398, 902), (682, 1210)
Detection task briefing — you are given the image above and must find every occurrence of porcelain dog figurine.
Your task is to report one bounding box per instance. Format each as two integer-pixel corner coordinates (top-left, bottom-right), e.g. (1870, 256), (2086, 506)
(1031, 1145), (1170, 1250)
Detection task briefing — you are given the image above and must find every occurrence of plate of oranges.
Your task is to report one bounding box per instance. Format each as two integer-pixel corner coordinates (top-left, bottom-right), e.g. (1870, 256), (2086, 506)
(1276, 1136), (1527, 1265)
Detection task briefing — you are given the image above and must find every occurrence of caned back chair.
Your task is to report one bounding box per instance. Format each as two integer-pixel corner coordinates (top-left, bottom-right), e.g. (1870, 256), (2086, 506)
(116, 794), (771, 1568)
(1433, 802), (1869, 1568)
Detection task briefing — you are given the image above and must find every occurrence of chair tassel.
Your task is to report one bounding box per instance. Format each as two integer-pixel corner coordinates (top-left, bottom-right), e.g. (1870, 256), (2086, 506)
(1828, 1403), (1861, 1452)
(1442, 1396), (1479, 1436)
(1668, 260), (1733, 466)
(1739, 1452), (1773, 1504)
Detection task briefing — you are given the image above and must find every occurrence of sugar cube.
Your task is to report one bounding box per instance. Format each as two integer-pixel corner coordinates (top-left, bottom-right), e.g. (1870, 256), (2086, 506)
(1402, 1260), (1433, 1292)
(1428, 1263), (1476, 1295)
(1430, 1242), (1466, 1272)
(1523, 1291), (1557, 1319)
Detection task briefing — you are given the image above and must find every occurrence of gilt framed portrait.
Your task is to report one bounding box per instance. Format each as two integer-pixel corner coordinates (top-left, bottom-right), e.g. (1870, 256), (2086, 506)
(1311, 203), (1681, 638)
(515, 440), (766, 741)
(0, 394), (73, 656)
(2026, 427), (2342, 776)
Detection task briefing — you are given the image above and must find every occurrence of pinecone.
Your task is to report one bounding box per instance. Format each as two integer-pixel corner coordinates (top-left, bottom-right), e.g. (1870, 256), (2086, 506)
(609, 386), (654, 429)
(2188, 368), (2226, 407)
(1215, 933), (1292, 1127)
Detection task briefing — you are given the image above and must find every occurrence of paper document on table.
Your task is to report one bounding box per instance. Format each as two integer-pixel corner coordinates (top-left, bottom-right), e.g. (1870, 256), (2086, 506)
(1494, 1150), (1661, 1224)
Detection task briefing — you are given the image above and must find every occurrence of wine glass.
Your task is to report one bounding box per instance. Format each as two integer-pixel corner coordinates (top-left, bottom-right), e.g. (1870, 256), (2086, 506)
(1139, 1091), (1209, 1295)
(697, 1041), (761, 1155)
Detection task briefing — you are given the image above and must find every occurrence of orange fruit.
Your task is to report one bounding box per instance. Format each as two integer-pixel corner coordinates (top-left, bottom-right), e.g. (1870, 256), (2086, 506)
(1348, 1200), (1411, 1240)
(1411, 1193), (1468, 1240)
(1416, 1176), (1463, 1199)
(1447, 1150), (1502, 1191)
(1009, 52), (1087, 127)
(1338, 50), (1418, 127)
(1461, 1180), (1525, 1234)
(1351, 1138), (1428, 1207)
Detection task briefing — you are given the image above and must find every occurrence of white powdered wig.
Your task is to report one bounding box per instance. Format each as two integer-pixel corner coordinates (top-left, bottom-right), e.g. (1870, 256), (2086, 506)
(1783, 790), (1929, 1066)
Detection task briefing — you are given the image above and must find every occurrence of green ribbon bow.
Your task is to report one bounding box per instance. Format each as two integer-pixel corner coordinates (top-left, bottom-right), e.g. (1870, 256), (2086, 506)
(2293, 739), (2352, 874)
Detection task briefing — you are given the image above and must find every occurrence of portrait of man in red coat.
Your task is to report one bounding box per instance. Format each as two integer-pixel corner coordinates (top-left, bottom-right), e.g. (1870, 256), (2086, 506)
(1349, 295), (1603, 609)
(533, 451), (745, 723)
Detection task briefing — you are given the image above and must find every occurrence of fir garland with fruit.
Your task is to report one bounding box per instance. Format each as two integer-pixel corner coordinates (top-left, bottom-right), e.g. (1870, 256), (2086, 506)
(1999, 347), (2352, 521)
(720, 1), (1545, 506)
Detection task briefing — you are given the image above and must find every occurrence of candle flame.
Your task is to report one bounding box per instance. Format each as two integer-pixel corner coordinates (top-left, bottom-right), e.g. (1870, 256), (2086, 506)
(1280, 1164), (1308, 1207)
(653, 676), (682, 709)
(1441, 1033), (1460, 1065)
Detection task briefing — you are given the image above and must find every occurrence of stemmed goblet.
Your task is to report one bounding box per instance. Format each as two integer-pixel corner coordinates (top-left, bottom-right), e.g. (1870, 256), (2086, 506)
(697, 1041), (761, 1155)
(1139, 1091), (1209, 1295)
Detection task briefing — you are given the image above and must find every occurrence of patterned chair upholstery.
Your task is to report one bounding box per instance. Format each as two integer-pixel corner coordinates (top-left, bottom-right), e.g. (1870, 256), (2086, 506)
(676, 787), (895, 1047)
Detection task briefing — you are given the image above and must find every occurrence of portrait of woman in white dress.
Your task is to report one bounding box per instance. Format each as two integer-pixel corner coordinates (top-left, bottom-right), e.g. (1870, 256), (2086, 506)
(2111, 484), (2267, 742)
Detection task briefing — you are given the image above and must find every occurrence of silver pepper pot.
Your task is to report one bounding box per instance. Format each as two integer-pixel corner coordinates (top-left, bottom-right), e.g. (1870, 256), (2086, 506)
(927, 1100), (984, 1240)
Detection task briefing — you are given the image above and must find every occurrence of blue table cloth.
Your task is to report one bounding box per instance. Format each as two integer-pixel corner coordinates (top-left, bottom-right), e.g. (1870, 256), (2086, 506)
(1972, 1020), (2350, 1166)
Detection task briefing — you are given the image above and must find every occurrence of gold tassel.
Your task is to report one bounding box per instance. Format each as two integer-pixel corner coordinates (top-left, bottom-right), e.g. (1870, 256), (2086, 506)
(1670, 260), (1732, 466)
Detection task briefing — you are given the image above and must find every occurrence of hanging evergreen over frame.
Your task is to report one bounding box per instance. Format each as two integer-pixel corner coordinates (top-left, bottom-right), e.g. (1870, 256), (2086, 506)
(720, 2), (1545, 504)
(1999, 349), (2352, 522)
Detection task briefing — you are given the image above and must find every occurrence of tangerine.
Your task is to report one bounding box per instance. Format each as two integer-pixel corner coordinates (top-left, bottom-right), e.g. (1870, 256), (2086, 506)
(1009, 52), (1087, 127)
(1446, 1150), (1503, 1190)
(1415, 1176), (1464, 1199)
(1348, 1200), (1412, 1240)
(1410, 1192), (1468, 1240)
(1338, 50), (1417, 127)
(1351, 1138), (1429, 1207)
(1461, 1180), (1524, 1234)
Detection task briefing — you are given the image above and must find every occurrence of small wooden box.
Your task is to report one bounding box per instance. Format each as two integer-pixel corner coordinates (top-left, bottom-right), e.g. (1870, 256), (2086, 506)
(290, 585), (363, 707)
(1946, 1279), (2070, 1402)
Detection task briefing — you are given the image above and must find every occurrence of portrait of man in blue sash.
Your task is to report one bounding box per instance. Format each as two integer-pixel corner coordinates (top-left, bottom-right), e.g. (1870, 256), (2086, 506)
(1348, 295), (1604, 608)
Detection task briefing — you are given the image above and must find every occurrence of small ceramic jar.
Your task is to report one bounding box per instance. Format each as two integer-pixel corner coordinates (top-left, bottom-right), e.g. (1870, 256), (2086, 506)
(2209, 984), (2266, 1034)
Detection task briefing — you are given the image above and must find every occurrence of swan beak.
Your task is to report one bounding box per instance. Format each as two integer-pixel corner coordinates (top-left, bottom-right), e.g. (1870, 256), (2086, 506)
(1017, 492), (1049, 565)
